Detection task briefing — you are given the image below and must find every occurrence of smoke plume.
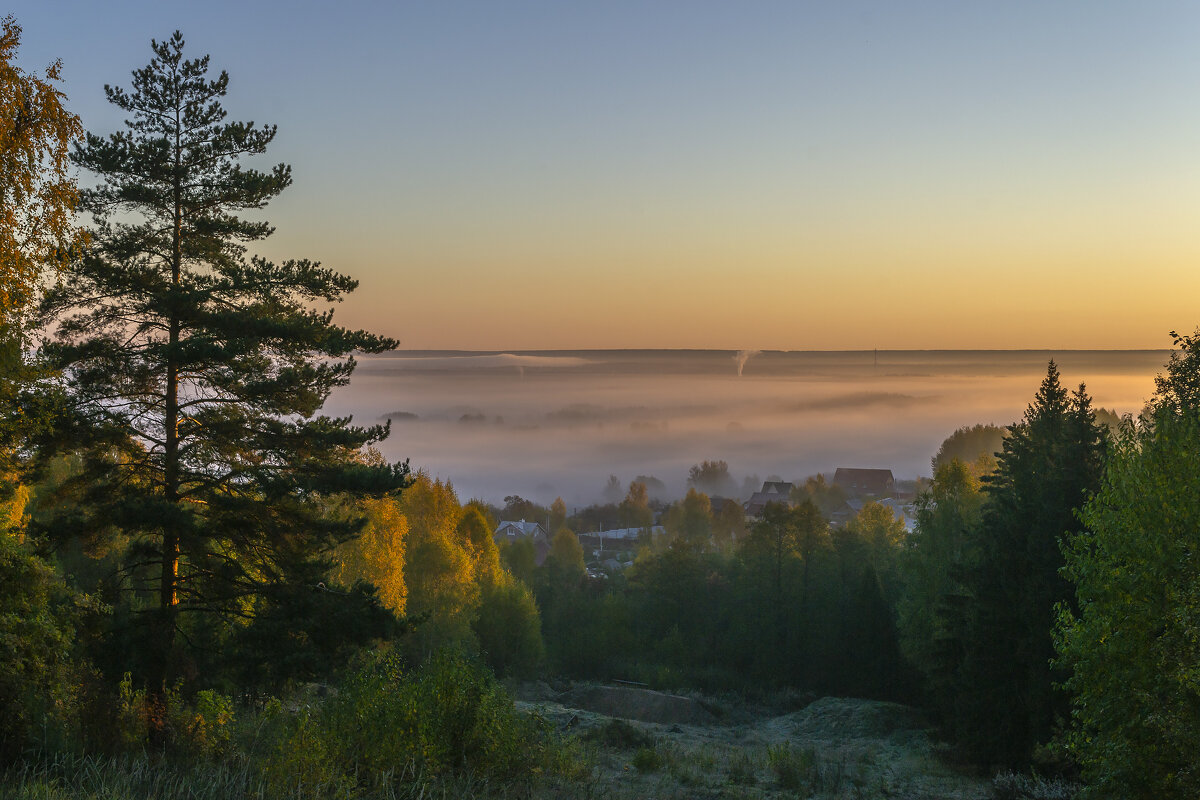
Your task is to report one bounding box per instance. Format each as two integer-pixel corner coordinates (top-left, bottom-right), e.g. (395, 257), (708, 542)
(734, 350), (761, 376)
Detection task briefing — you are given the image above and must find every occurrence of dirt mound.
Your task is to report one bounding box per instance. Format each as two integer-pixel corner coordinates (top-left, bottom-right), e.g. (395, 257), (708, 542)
(783, 696), (927, 740)
(560, 685), (717, 726)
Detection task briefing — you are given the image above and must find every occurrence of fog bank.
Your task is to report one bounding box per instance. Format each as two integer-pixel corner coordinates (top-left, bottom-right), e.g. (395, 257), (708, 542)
(322, 350), (1163, 506)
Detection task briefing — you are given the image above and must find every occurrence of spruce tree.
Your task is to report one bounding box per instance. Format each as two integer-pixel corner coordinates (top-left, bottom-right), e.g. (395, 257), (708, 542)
(949, 362), (1106, 765)
(37, 33), (407, 701)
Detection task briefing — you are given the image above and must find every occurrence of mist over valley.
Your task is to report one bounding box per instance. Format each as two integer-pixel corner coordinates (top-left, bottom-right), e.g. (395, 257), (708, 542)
(326, 349), (1163, 506)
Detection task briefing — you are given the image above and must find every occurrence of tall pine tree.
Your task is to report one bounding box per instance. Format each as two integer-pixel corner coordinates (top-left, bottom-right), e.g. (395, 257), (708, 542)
(37, 33), (408, 701)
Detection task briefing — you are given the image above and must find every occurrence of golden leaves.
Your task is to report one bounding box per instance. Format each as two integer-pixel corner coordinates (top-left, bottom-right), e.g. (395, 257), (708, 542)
(0, 15), (82, 319)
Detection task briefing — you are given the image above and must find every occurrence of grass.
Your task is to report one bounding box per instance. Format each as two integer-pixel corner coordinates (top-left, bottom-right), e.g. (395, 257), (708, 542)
(0, 751), (541, 800)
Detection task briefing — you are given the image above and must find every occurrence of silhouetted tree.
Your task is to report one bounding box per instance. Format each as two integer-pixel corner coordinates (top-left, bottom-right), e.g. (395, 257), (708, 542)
(500, 495), (546, 524)
(601, 474), (623, 504)
(618, 481), (654, 529)
(951, 362), (1106, 765)
(932, 424), (1006, 475)
(687, 459), (736, 498)
(549, 497), (568, 533)
(664, 488), (712, 551)
(897, 458), (985, 712)
(791, 474), (848, 520)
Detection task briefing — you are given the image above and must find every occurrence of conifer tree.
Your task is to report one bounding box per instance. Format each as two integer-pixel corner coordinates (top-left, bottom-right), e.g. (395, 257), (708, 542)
(949, 362), (1106, 765)
(37, 33), (408, 700)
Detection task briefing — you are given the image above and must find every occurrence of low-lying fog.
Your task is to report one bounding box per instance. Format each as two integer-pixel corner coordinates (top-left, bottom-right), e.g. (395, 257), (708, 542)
(321, 350), (1165, 507)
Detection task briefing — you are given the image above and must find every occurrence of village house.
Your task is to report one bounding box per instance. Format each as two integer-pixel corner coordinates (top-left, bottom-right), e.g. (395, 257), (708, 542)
(578, 525), (663, 561)
(744, 480), (795, 518)
(833, 467), (894, 498)
(493, 519), (551, 565)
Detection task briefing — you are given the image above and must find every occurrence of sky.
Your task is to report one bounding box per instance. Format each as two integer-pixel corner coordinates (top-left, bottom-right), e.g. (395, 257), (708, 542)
(10, 1), (1200, 350)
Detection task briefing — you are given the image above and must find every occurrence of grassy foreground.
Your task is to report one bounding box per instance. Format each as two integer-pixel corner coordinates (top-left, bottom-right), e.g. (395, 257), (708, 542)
(1, 678), (1082, 800)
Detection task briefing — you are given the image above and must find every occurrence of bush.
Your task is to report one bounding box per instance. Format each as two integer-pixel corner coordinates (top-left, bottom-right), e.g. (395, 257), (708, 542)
(0, 532), (78, 761)
(726, 751), (758, 785)
(631, 746), (662, 773)
(767, 742), (815, 791)
(113, 675), (236, 759)
(268, 648), (552, 790)
(584, 718), (656, 751)
(992, 770), (1081, 800)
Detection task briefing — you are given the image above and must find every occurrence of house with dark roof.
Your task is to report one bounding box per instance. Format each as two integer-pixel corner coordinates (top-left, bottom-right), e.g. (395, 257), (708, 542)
(493, 519), (550, 565)
(833, 468), (894, 497)
(744, 480), (796, 518)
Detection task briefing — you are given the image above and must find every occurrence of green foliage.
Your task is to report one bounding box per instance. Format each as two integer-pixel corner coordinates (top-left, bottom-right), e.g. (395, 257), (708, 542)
(545, 529), (585, 577)
(584, 718), (656, 751)
(230, 573), (402, 693)
(767, 742), (815, 791)
(631, 746), (663, 773)
(790, 473), (848, 519)
(36, 32), (408, 704)
(113, 674), (235, 759)
(897, 459), (986, 698)
(843, 500), (905, 582)
(617, 481), (654, 530)
(711, 498), (746, 549)
(726, 750), (758, 785)
(500, 536), (537, 585)
(266, 649), (551, 792)
(662, 488), (712, 550)
(946, 362), (1107, 765)
(472, 577), (544, 678)
(1056, 332), (1200, 799)
(0, 530), (78, 761)
(933, 423), (1007, 474)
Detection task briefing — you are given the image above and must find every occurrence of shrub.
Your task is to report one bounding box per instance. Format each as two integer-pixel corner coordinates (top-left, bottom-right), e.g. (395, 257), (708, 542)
(632, 746), (662, 773)
(113, 675), (235, 759)
(584, 718), (656, 751)
(992, 770), (1081, 800)
(767, 742), (815, 791)
(268, 648), (552, 790)
(727, 751), (758, 785)
(0, 532), (78, 761)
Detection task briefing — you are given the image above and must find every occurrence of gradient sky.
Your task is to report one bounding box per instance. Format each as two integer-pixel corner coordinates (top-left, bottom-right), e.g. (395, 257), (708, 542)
(11, 2), (1200, 349)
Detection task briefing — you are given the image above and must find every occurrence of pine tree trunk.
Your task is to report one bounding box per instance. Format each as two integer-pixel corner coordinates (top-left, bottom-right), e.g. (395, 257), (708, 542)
(149, 116), (185, 744)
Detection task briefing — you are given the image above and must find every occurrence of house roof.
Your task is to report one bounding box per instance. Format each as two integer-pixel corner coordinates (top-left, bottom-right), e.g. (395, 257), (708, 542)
(833, 468), (895, 492)
(494, 519), (546, 538)
(745, 492), (792, 517)
(761, 481), (795, 496)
